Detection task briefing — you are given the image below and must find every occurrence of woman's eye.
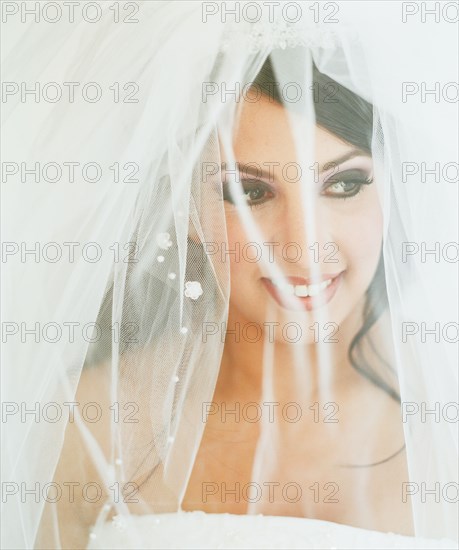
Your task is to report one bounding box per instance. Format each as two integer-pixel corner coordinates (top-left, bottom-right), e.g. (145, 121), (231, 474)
(326, 180), (361, 195)
(322, 170), (373, 198)
(223, 180), (275, 207)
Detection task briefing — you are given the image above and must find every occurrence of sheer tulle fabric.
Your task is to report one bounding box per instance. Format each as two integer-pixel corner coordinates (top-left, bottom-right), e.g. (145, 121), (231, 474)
(2, 2), (457, 548)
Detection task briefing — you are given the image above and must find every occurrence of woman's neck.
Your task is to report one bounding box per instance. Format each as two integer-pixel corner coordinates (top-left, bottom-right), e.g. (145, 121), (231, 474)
(215, 298), (366, 404)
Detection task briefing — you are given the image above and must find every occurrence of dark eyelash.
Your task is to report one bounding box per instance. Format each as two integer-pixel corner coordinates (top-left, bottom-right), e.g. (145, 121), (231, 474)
(221, 169), (373, 206)
(324, 169), (373, 187)
(322, 169), (374, 198)
(222, 179), (274, 208)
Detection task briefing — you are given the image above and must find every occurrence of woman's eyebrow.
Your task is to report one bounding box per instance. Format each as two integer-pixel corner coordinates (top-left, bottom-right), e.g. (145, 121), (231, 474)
(322, 149), (369, 172)
(220, 150), (370, 182)
(220, 162), (277, 183)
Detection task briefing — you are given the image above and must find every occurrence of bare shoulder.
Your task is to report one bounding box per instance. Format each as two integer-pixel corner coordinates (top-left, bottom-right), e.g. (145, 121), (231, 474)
(36, 364), (112, 549)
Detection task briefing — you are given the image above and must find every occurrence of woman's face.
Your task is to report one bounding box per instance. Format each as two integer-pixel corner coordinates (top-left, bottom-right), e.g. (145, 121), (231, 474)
(222, 93), (383, 338)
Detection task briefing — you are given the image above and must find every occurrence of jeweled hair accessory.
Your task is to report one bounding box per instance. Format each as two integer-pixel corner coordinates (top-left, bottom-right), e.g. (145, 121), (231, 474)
(220, 21), (341, 52)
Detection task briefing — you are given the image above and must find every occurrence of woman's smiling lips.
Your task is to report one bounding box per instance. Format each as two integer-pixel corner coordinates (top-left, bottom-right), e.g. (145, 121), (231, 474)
(260, 273), (344, 311)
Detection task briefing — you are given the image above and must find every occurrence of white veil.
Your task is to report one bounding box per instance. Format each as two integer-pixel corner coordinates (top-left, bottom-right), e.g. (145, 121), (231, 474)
(2, 1), (458, 549)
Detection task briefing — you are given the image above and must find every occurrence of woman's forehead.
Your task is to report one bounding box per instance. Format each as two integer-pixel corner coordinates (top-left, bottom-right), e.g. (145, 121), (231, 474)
(227, 95), (363, 171)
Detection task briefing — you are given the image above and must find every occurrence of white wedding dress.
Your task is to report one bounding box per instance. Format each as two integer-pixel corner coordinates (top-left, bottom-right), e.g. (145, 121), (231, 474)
(86, 512), (457, 550)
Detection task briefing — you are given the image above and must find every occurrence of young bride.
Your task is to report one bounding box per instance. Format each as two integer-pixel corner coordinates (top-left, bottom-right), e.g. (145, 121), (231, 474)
(182, 58), (410, 531)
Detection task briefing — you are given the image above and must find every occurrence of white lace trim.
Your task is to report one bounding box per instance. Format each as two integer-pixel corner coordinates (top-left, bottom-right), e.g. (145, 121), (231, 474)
(220, 22), (341, 52)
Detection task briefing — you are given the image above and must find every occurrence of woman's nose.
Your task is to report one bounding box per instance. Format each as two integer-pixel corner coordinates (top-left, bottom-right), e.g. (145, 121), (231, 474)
(273, 189), (336, 268)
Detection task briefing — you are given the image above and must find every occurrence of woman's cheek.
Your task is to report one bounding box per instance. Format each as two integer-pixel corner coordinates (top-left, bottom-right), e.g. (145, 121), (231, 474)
(225, 217), (268, 310)
(226, 221), (251, 279)
(360, 189), (384, 263)
(332, 192), (383, 281)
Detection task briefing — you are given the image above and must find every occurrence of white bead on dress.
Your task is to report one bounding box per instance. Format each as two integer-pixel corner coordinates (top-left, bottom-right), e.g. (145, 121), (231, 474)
(112, 515), (127, 533)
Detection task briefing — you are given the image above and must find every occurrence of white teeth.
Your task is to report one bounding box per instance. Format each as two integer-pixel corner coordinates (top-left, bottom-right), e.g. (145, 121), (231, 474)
(272, 278), (333, 298)
(308, 284), (320, 297)
(275, 283), (294, 294)
(294, 285), (308, 297)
